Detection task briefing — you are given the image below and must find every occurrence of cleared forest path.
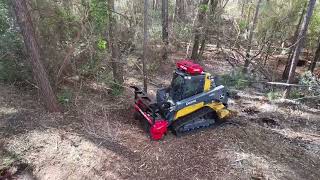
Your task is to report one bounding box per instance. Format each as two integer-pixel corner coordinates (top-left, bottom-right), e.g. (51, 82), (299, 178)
(1, 82), (320, 179)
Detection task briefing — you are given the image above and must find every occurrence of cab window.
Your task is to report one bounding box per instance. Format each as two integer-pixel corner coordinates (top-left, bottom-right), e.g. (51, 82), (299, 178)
(171, 74), (184, 101)
(183, 76), (204, 99)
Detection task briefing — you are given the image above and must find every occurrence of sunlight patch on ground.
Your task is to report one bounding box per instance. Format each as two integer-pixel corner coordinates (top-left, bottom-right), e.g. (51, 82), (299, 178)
(236, 91), (267, 101)
(273, 129), (320, 144)
(221, 150), (298, 180)
(272, 129), (320, 155)
(5, 129), (129, 180)
(258, 103), (280, 112)
(0, 107), (18, 116)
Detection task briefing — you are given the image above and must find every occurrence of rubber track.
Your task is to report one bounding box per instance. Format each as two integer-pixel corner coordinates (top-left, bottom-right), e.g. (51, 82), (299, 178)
(171, 107), (219, 136)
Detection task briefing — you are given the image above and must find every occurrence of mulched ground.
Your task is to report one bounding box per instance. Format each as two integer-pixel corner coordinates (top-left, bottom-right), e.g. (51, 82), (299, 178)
(1, 82), (320, 180)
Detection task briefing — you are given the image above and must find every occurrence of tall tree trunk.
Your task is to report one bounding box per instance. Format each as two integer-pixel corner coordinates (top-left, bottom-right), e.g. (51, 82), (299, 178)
(143, 0), (149, 92)
(191, 0), (210, 62)
(263, 37), (273, 66)
(175, 0), (185, 22)
(309, 37), (320, 73)
(243, 0), (262, 73)
(108, 0), (124, 84)
(282, 1), (308, 80)
(11, 0), (60, 112)
(283, 0), (316, 98)
(240, 0), (246, 18)
(199, 0), (219, 57)
(245, 2), (252, 34)
(162, 0), (169, 61)
(153, 0), (156, 9)
(153, 0), (160, 10)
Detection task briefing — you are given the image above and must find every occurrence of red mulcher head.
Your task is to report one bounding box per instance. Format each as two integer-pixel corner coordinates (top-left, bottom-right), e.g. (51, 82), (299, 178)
(130, 86), (168, 140)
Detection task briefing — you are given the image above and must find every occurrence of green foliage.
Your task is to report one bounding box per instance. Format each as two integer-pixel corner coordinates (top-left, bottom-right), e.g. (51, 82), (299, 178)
(299, 71), (320, 95)
(199, 4), (209, 13)
(79, 56), (103, 78)
(0, 0), (31, 84)
(299, 71), (319, 86)
(36, 1), (79, 42)
(0, 1), (9, 34)
(238, 19), (247, 32)
(57, 88), (73, 105)
(0, 0), (23, 53)
(289, 89), (304, 99)
(0, 59), (31, 83)
(95, 69), (124, 96)
(148, 8), (163, 41)
(147, 57), (162, 73)
(31, 0), (111, 81)
(174, 22), (193, 42)
(89, 0), (109, 33)
(97, 38), (107, 50)
(266, 91), (282, 100)
(96, 70), (113, 84)
(220, 69), (250, 89)
(110, 83), (123, 97)
(308, 3), (320, 48)
(0, 150), (21, 170)
(256, 0), (303, 46)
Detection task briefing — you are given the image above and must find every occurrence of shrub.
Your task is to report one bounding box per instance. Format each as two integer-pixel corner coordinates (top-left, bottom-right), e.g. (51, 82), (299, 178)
(0, 58), (32, 83)
(110, 83), (124, 97)
(220, 69), (250, 89)
(266, 91), (282, 100)
(299, 71), (320, 95)
(57, 88), (73, 105)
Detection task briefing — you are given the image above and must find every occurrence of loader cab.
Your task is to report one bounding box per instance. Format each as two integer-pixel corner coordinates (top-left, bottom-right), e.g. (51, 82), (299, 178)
(168, 59), (208, 102)
(170, 70), (205, 102)
(156, 60), (207, 108)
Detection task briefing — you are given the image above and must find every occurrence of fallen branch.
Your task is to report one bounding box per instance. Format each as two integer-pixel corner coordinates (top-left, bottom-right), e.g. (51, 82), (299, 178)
(265, 82), (311, 87)
(239, 80), (318, 88)
(24, 80), (39, 89)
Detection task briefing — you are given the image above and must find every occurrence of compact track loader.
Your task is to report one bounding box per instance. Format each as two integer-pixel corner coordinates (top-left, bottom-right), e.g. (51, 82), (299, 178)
(131, 60), (230, 140)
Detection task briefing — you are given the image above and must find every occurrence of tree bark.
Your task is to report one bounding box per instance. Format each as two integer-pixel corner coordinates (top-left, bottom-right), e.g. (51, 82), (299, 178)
(153, 0), (160, 10)
(191, 0), (210, 62)
(309, 37), (320, 73)
(162, 0), (169, 61)
(108, 0), (124, 84)
(282, 1), (308, 80)
(240, 0), (246, 18)
(11, 0), (60, 112)
(143, 0), (149, 92)
(199, 0), (219, 57)
(175, 0), (186, 22)
(283, 0), (316, 98)
(243, 0), (262, 73)
(245, 2), (252, 34)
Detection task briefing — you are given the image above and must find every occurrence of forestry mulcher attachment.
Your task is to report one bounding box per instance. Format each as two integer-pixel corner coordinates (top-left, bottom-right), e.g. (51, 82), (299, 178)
(131, 60), (230, 140)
